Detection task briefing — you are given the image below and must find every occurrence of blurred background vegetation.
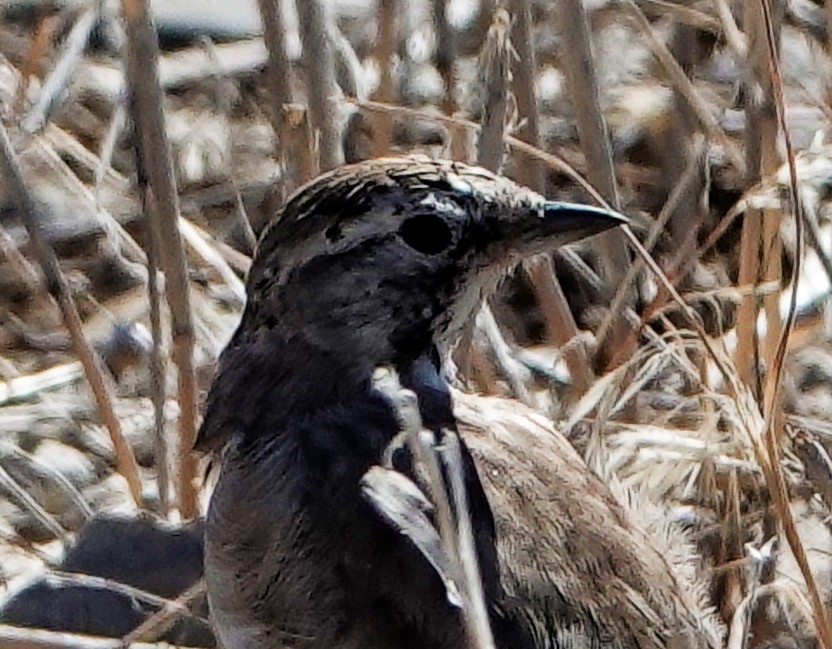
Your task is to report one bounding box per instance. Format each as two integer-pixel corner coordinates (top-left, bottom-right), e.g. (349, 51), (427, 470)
(1, 0), (832, 647)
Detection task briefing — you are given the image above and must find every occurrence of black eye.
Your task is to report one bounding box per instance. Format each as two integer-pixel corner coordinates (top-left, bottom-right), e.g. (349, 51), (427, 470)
(398, 214), (452, 255)
(325, 224), (343, 242)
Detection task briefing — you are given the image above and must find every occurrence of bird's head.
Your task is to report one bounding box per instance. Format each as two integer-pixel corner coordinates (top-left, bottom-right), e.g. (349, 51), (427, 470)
(243, 157), (625, 369)
(195, 158), (625, 451)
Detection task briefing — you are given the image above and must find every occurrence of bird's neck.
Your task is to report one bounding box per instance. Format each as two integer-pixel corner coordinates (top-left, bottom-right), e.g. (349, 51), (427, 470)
(197, 318), (455, 454)
(196, 327), (378, 449)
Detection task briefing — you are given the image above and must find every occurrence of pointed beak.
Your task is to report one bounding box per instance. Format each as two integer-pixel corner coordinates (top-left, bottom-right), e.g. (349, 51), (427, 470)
(541, 201), (628, 243)
(497, 200), (628, 258)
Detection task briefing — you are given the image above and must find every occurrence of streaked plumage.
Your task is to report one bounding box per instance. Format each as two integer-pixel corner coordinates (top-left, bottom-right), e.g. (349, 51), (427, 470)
(197, 157), (722, 649)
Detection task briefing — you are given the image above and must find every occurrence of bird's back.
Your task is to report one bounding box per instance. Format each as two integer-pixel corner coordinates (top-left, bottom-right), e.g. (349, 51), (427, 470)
(453, 390), (722, 649)
(205, 383), (722, 649)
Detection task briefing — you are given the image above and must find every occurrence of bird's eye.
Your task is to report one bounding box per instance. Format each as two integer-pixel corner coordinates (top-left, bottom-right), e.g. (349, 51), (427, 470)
(398, 214), (452, 255)
(325, 224), (343, 242)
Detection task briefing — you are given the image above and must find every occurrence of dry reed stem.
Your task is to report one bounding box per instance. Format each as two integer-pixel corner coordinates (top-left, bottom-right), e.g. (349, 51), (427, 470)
(178, 217), (246, 304)
(509, 0), (542, 192)
(544, 246), (601, 289)
(509, 0), (593, 393)
(257, 0), (292, 147)
(597, 141), (706, 350)
(639, 1), (720, 33)
(136, 153), (170, 512)
(0, 462), (69, 541)
(465, 6), (534, 403)
(556, 0), (627, 281)
(432, 0), (457, 117)
(441, 433), (497, 649)
(471, 0), (498, 49)
(21, 2), (101, 135)
(653, 282), (779, 318)
(712, 0), (748, 59)
(432, 0), (468, 162)
(759, 204), (783, 384)
(0, 625), (192, 649)
(804, 199), (832, 284)
(727, 580), (785, 649)
(198, 36), (259, 254)
(398, 415), (495, 649)
(732, 8), (778, 610)
(827, 0), (832, 52)
(665, 26), (708, 248)
(282, 103), (317, 191)
(121, 580), (207, 644)
(94, 103), (127, 198)
(38, 128), (147, 267)
(754, 7), (784, 415)
(122, 0), (198, 518)
(1, 441), (94, 521)
(195, 229), (252, 275)
(330, 24), (365, 101)
(687, 196), (749, 277)
(228, 178), (258, 254)
(735, 0), (779, 395)
(0, 121), (145, 509)
(47, 118), (248, 303)
(621, 0), (745, 173)
(17, 13), (57, 113)
(408, 433), (458, 559)
(556, 0), (634, 373)
(75, 39), (269, 104)
(372, 0), (396, 157)
(374, 368), (494, 649)
(296, 0), (343, 171)
(44, 569), (208, 620)
(476, 8), (512, 173)
(523, 259), (593, 392)
(413, 428), (490, 644)
(346, 99), (588, 194)
(0, 362), (84, 405)
(474, 306), (534, 406)
(621, 226), (742, 390)
(0, 221), (43, 297)
(754, 0), (832, 645)
(718, 469), (745, 622)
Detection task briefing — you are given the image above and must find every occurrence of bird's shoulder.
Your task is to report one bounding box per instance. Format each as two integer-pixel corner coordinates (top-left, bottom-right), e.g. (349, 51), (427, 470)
(452, 390), (721, 649)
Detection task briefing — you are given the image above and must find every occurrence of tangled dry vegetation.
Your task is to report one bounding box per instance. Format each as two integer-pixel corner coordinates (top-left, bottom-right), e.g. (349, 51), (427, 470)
(3, 0), (832, 647)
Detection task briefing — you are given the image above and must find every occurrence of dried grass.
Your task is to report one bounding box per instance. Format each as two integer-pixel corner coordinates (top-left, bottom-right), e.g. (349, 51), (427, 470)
(3, 0), (832, 647)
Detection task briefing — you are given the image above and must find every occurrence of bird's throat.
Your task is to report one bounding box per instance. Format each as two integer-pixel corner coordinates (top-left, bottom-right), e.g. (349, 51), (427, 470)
(397, 352), (457, 430)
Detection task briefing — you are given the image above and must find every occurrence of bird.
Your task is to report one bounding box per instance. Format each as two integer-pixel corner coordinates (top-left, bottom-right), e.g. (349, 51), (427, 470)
(196, 157), (723, 649)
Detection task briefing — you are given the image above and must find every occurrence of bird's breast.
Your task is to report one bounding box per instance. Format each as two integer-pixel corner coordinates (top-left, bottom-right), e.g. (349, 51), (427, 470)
(204, 407), (467, 649)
